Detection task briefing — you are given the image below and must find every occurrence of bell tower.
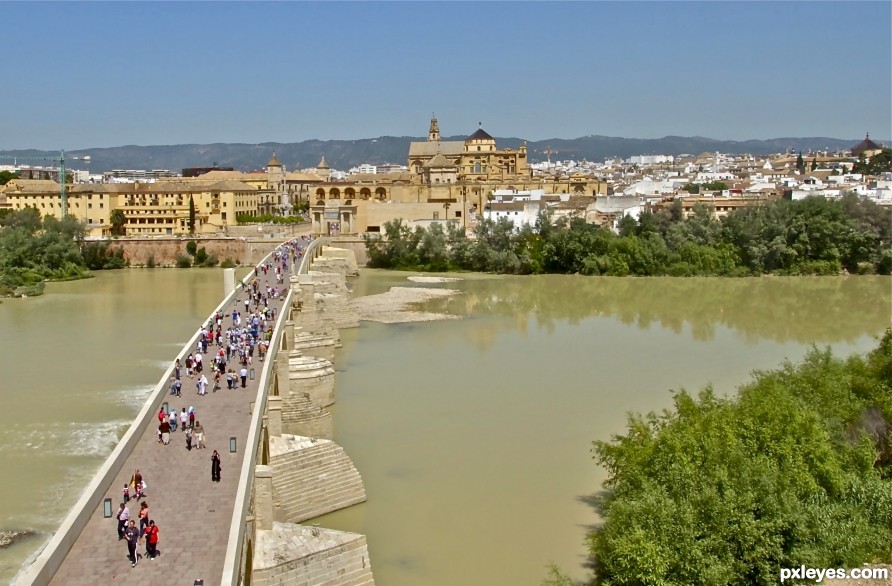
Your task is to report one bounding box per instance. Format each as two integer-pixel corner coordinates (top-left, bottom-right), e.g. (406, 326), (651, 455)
(427, 114), (441, 142)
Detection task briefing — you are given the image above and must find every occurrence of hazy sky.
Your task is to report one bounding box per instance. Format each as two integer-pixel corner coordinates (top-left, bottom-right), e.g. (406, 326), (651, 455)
(2, 1), (890, 150)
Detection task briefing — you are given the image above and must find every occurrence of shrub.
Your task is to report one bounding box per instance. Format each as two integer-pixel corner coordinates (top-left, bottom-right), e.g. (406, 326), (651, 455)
(194, 247), (208, 265)
(203, 254), (219, 267)
(175, 254), (192, 268)
(220, 258), (237, 269)
(146, 254), (156, 268)
(185, 240), (198, 256)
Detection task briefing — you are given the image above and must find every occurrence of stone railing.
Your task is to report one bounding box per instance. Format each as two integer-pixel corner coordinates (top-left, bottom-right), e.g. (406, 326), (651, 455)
(297, 236), (330, 275)
(220, 283), (293, 586)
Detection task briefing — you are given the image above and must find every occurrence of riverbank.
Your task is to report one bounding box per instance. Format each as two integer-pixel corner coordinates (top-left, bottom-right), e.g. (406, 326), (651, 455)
(350, 276), (463, 323)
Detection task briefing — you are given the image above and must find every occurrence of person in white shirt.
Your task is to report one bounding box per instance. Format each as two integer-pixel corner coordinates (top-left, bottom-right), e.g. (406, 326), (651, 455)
(197, 374), (208, 396)
(239, 367), (248, 388)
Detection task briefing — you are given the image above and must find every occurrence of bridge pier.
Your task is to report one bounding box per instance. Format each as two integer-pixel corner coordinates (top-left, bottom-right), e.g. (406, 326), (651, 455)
(247, 243), (373, 586)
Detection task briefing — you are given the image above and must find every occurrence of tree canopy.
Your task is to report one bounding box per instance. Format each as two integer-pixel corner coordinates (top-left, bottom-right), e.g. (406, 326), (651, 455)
(0, 209), (126, 296)
(588, 331), (892, 585)
(364, 195), (892, 276)
(853, 148), (892, 175)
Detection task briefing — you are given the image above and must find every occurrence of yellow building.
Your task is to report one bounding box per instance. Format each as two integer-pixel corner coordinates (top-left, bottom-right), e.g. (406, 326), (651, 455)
(1, 178), (259, 237)
(2, 180), (114, 233)
(407, 117), (529, 183)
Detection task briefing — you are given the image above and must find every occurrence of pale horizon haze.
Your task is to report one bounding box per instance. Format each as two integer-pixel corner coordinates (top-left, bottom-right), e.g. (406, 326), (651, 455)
(2, 1), (890, 150)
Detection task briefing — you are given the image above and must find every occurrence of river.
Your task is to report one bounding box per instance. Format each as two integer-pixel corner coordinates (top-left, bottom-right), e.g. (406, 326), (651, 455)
(315, 271), (891, 585)
(0, 270), (888, 585)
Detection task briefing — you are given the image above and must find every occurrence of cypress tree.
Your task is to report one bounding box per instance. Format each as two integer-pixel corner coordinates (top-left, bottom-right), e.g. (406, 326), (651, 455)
(188, 194), (196, 234)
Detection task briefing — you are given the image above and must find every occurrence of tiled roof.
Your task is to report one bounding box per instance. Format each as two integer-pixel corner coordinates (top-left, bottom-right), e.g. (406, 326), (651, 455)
(408, 141), (465, 157)
(424, 153), (456, 168)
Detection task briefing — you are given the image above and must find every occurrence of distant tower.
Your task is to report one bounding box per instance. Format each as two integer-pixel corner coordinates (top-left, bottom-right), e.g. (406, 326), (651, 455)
(316, 156), (331, 181)
(267, 152), (284, 192)
(427, 114), (441, 142)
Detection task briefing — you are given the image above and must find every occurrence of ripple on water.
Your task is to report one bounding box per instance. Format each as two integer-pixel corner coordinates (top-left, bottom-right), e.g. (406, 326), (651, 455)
(0, 420), (128, 458)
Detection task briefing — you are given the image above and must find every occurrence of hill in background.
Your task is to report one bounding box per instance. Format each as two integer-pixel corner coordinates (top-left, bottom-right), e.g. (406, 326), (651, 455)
(1, 135), (883, 174)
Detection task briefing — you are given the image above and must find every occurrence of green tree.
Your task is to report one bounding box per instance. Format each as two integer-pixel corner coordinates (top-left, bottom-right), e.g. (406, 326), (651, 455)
(109, 209), (126, 236)
(0, 170), (17, 185)
(853, 148), (892, 175)
(796, 151), (805, 173)
(617, 214), (637, 237)
(588, 336), (892, 585)
(188, 194), (196, 234)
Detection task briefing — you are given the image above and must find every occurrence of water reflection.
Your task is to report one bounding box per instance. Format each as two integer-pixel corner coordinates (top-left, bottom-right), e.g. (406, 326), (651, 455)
(417, 275), (891, 346)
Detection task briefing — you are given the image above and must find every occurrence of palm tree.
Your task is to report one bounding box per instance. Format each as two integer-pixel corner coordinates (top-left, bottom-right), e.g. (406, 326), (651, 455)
(109, 209), (126, 236)
(443, 201), (451, 222)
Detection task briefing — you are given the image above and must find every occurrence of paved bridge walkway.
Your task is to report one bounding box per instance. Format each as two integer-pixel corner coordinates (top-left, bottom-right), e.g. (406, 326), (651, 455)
(48, 262), (295, 584)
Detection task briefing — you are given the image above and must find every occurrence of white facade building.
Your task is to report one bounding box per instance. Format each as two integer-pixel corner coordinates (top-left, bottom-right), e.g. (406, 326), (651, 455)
(627, 154), (675, 166)
(483, 200), (543, 229)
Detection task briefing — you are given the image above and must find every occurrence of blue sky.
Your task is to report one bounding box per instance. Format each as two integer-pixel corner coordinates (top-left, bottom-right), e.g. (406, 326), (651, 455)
(2, 1), (889, 150)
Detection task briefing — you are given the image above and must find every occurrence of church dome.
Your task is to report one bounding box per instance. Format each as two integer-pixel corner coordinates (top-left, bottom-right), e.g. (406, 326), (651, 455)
(852, 133), (882, 157)
(465, 128), (494, 143)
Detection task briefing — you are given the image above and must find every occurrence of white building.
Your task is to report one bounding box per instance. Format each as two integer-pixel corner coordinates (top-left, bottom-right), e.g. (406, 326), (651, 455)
(348, 164), (377, 175)
(627, 154), (675, 166)
(483, 200), (543, 229)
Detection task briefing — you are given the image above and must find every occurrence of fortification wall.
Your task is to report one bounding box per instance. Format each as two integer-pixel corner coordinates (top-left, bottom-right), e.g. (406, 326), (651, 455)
(100, 237), (280, 266)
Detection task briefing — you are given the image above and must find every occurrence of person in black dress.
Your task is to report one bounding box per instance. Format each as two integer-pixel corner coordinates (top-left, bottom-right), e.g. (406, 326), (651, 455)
(211, 450), (222, 482)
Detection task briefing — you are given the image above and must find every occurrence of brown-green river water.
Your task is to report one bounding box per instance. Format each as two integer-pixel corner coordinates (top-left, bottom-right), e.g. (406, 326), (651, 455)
(0, 269), (888, 585)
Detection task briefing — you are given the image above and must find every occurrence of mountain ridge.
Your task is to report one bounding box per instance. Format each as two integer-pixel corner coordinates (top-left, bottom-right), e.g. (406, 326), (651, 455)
(1, 135), (883, 174)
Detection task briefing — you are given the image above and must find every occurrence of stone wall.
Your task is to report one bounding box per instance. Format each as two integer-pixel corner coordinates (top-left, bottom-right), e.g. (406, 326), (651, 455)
(247, 245), (373, 586)
(253, 523), (374, 586)
(269, 435), (367, 523)
(102, 237), (281, 267)
(286, 354), (335, 408)
(330, 237), (368, 267)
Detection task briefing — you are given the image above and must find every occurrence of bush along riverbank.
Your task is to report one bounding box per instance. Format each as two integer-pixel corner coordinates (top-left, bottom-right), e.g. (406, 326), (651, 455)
(365, 195), (892, 276)
(583, 330), (892, 585)
(0, 208), (127, 297)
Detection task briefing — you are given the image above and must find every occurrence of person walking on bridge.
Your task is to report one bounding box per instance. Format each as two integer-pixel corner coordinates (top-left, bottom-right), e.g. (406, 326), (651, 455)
(116, 502), (129, 540)
(193, 421), (205, 450)
(124, 519), (140, 567)
(144, 520), (160, 560)
(211, 450), (222, 482)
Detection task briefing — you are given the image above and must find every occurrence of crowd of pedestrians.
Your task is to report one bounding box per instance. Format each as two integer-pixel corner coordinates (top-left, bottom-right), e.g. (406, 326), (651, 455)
(109, 237), (309, 570)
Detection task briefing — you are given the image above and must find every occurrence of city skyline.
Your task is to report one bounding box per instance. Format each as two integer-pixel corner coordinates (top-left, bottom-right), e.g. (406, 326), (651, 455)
(2, 1), (890, 151)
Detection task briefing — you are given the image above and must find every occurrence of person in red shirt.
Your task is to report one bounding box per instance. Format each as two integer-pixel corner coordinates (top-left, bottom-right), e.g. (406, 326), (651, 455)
(144, 520), (160, 559)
